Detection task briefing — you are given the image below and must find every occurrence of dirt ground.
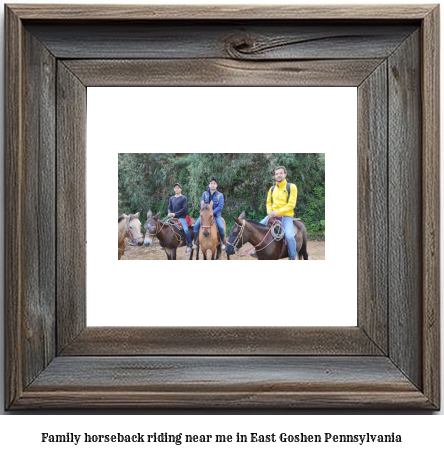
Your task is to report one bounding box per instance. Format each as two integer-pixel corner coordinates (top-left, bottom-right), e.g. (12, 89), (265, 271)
(121, 238), (325, 260)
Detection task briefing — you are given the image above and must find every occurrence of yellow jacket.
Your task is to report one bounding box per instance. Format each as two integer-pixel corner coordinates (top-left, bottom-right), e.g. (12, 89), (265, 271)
(266, 179), (297, 217)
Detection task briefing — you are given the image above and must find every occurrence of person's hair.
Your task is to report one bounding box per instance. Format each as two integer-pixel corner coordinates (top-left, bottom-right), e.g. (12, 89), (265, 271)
(274, 166), (287, 174)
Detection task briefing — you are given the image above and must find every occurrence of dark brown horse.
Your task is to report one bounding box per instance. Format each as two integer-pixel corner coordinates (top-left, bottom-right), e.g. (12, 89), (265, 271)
(144, 210), (195, 260)
(225, 211), (308, 260)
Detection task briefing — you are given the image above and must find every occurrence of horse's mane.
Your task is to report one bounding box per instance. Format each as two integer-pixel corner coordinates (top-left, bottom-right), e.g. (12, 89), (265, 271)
(246, 219), (267, 229)
(118, 213), (137, 223)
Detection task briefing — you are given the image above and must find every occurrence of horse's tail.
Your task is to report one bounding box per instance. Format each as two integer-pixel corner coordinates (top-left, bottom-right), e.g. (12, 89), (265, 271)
(296, 220), (309, 260)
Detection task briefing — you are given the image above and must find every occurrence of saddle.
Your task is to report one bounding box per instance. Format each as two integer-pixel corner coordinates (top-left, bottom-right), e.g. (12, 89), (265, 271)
(171, 217), (194, 230)
(266, 217), (280, 227)
(266, 217), (301, 237)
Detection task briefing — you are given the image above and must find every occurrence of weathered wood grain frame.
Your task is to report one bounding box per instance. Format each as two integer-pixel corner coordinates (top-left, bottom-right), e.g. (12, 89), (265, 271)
(5, 4), (440, 409)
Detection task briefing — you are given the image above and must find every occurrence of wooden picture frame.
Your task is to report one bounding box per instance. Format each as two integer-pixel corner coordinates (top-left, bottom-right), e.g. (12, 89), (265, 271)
(5, 4), (440, 409)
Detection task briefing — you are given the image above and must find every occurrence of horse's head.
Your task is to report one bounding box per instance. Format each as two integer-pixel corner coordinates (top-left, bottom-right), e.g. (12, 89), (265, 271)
(123, 212), (144, 246)
(144, 210), (161, 246)
(200, 200), (214, 238)
(226, 211), (246, 255)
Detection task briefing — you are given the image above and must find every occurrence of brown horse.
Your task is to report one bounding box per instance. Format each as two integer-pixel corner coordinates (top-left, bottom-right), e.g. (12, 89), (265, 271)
(118, 212), (144, 260)
(196, 201), (227, 260)
(226, 211), (308, 260)
(144, 210), (195, 260)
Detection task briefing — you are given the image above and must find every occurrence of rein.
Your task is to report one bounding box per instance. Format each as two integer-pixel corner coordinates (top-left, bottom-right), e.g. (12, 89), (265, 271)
(229, 218), (287, 258)
(146, 217), (183, 243)
(165, 218), (185, 242)
(239, 218), (277, 257)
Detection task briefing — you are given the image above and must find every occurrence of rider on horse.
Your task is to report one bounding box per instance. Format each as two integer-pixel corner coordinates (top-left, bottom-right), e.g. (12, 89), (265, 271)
(167, 183), (193, 253)
(192, 177), (226, 250)
(258, 166), (298, 260)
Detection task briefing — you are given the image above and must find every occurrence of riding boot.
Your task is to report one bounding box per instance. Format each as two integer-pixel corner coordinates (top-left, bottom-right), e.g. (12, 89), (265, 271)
(220, 234), (226, 250)
(185, 243), (192, 253)
(250, 250), (258, 258)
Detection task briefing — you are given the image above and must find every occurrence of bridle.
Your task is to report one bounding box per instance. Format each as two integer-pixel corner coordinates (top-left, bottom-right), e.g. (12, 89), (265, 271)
(126, 220), (144, 243)
(226, 219), (246, 252)
(145, 217), (182, 243)
(145, 218), (166, 237)
(118, 218), (143, 252)
(200, 216), (215, 230)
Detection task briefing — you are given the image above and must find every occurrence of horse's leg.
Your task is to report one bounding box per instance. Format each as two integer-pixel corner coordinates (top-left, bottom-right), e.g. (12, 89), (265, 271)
(300, 236), (309, 260)
(165, 248), (172, 260)
(196, 245), (199, 260)
(296, 229), (308, 260)
(172, 249), (177, 260)
(189, 248), (193, 260)
(215, 231), (222, 260)
(118, 240), (125, 260)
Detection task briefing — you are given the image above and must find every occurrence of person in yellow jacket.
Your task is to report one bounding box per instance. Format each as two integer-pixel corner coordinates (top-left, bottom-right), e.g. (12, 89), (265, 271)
(259, 165), (298, 259)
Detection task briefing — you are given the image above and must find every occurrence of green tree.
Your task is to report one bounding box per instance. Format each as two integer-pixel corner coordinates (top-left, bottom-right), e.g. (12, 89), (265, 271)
(118, 153), (325, 238)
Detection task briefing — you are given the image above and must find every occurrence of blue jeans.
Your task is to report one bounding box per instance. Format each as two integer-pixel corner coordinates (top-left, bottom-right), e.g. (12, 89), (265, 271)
(194, 214), (225, 235)
(260, 215), (297, 259)
(178, 218), (192, 244)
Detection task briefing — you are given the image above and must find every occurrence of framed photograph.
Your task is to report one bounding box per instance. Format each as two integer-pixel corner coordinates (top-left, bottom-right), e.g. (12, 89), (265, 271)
(5, 4), (440, 409)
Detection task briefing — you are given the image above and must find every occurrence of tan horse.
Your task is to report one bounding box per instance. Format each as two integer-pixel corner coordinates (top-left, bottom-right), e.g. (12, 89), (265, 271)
(197, 201), (226, 260)
(118, 212), (143, 260)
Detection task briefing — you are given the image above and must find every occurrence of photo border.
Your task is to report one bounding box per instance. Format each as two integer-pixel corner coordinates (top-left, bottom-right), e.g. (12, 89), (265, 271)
(5, 4), (440, 409)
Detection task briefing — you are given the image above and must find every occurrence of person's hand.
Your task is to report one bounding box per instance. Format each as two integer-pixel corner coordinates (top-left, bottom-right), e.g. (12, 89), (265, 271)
(168, 213), (175, 218)
(269, 211), (279, 217)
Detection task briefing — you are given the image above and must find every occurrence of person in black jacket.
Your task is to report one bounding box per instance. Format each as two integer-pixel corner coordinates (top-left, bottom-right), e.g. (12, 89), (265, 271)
(167, 183), (193, 253)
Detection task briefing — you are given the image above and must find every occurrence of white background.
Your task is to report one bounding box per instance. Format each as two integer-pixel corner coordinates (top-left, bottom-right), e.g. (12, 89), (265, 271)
(87, 87), (357, 326)
(0, 0), (442, 448)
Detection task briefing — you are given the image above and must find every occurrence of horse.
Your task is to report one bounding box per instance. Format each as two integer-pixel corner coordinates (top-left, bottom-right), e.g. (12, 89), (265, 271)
(144, 210), (195, 260)
(196, 201), (228, 260)
(118, 212), (144, 260)
(225, 211), (309, 260)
